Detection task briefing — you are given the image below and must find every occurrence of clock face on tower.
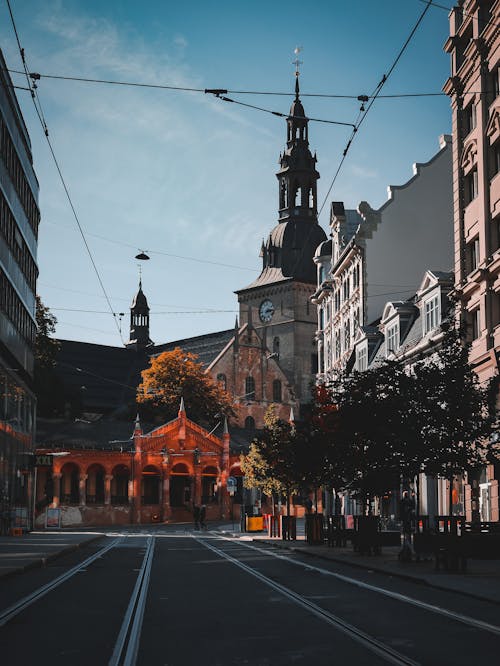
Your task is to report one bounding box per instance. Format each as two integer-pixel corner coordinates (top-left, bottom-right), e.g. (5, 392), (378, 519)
(259, 299), (274, 323)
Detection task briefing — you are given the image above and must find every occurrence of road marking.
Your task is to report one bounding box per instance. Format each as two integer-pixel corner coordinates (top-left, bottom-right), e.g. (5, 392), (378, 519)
(108, 535), (155, 666)
(226, 537), (500, 638)
(194, 535), (419, 666)
(0, 537), (121, 627)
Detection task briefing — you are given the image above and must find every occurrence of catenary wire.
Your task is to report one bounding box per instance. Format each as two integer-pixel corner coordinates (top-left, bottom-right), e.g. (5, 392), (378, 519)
(5, 0), (125, 345)
(3, 67), (455, 99)
(416, 0), (500, 30)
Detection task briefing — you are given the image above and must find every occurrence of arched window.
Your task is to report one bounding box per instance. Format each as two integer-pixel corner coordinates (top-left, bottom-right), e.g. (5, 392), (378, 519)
(217, 373), (227, 391)
(245, 376), (255, 401)
(111, 465), (130, 505)
(273, 337), (280, 358)
(142, 465), (160, 505)
(60, 463), (80, 505)
(202, 466), (218, 504)
(245, 416), (255, 431)
(86, 464), (105, 504)
(170, 463), (191, 507)
(273, 380), (282, 403)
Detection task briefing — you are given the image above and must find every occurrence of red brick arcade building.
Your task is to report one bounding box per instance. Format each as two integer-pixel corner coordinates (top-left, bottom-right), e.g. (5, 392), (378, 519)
(35, 402), (243, 528)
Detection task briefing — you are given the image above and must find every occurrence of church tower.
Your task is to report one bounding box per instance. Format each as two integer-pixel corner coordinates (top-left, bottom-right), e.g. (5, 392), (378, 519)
(236, 67), (326, 406)
(126, 279), (153, 351)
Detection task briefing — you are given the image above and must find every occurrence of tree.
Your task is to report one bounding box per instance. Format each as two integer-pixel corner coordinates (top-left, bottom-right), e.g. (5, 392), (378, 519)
(34, 297), (65, 416)
(244, 406), (301, 516)
(137, 348), (235, 426)
(241, 442), (286, 508)
(412, 325), (496, 500)
(35, 296), (60, 368)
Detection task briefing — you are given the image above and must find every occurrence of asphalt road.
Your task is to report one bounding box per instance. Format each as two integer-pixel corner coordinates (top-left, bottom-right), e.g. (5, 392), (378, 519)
(1, 527), (500, 665)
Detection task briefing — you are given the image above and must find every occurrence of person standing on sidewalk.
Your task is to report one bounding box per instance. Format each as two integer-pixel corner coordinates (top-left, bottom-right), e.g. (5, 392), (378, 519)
(193, 504), (200, 530)
(200, 504), (207, 530)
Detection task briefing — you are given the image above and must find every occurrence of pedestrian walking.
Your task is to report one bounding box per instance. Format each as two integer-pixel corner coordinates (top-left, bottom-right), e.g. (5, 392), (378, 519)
(193, 504), (200, 530)
(200, 504), (207, 530)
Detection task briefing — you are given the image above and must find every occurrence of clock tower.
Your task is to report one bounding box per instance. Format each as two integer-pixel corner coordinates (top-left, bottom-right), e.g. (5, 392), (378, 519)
(235, 71), (326, 406)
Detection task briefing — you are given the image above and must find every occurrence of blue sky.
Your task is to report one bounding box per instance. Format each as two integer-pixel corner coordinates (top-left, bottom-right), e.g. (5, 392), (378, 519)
(0, 0), (453, 346)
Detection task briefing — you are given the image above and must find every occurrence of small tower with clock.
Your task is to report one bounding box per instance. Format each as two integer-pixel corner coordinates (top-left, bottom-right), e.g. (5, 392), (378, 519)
(235, 60), (327, 407)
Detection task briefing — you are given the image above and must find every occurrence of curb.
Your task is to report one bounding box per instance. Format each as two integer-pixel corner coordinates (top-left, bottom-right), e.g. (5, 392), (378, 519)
(0, 535), (104, 581)
(255, 539), (500, 607)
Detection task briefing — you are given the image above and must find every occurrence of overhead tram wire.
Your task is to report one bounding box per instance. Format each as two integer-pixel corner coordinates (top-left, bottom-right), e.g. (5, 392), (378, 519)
(4, 67), (460, 100)
(5, 0), (125, 345)
(416, 0), (500, 31)
(286, 0), (434, 284)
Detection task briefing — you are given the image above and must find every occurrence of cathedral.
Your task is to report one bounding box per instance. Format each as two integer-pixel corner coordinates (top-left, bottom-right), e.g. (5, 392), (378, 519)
(34, 72), (327, 527)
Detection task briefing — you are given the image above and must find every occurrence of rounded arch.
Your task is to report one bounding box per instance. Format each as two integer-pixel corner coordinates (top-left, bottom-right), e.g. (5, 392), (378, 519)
(202, 465), (219, 504)
(142, 465), (160, 505)
(86, 463), (106, 504)
(170, 462), (191, 507)
(171, 462), (190, 475)
(111, 464), (130, 505)
(245, 416), (255, 431)
(60, 462), (80, 505)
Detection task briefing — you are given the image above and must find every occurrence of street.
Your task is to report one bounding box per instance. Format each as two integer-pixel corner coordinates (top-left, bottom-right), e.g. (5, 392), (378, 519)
(1, 527), (500, 665)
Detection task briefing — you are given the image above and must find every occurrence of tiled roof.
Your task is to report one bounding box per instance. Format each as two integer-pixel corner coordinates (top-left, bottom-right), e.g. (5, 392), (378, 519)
(153, 329), (235, 367)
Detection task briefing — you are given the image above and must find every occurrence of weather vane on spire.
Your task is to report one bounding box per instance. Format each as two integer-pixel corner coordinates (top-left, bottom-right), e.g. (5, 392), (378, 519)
(292, 46), (303, 78)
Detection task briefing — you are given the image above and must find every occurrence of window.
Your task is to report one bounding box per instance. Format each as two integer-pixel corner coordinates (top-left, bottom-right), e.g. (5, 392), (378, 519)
(357, 346), (368, 372)
(488, 67), (500, 105)
(470, 308), (481, 340)
(335, 332), (341, 360)
(386, 323), (399, 353)
(465, 169), (478, 204)
(245, 376), (255, 401)
(272, 379), (282, 402)
(344, 318), (350, 350)
(463, 102), (476, 135)
(245, 416), (255, 431)
(273, 336), (280, 357)
(216, 373), (227, 390)
(491, 141), (500, 178)
(424, 295), (440, 334)
(469, 236), (480, 272)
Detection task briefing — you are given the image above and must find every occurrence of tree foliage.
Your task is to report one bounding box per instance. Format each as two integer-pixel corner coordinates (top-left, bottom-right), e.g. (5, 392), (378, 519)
(35, 296), (60, 368)
(34, 297), (65, 417)
(137, 348), (235, 426)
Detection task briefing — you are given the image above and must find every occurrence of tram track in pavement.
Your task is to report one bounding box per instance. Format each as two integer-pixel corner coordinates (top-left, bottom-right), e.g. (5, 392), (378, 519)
(0, 532), (157, 666)
(222, 536), (500, 637)
(194, 534), (419, 666)
(194, 533), (500, 665)
(0, 536), (122, 628)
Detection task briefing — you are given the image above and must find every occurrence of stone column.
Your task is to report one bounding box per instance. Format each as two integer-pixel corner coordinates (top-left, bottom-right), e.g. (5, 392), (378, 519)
(194, 469), (202, 506)
(161, 463), (171, 522)
(79, 474), (87, 506)
(105, 475), (113, 506)
(133, 453), (142, 524)
(52, 473), (61, 508)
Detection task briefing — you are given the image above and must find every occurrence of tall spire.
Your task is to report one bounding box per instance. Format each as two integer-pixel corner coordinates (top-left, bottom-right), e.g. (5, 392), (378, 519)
(126, 278), (153, 351)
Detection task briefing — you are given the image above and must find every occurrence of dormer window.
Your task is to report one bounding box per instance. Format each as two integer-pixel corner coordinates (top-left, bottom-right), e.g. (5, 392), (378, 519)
(386, 322), (399, 354)
(357, 345), (368, 372)
(423, 295), (440, 334)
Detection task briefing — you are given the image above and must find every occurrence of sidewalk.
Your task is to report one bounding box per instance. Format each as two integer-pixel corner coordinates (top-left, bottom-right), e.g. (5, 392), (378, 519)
(0, 531), (104, 580)
(244, 530), (500, 606)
